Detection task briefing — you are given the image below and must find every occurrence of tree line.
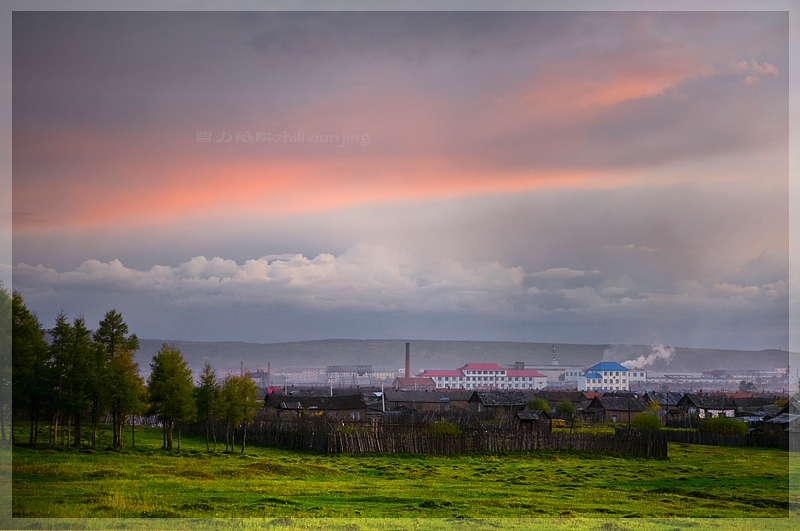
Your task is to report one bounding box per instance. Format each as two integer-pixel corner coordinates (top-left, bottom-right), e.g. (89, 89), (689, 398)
(5, 287), (260, 452)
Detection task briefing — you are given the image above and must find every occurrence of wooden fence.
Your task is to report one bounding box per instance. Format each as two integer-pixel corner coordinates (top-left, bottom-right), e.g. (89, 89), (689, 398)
(327, 428), (667, 459)
(186, 420), (668, 459)
(615, 428), (796, 451)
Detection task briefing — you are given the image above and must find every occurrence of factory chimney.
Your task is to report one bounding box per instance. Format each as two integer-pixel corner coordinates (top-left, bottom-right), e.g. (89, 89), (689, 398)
(405, 342), (411, 378)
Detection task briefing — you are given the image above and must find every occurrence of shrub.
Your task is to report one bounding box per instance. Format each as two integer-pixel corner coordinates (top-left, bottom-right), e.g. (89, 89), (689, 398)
(644, 399), (661, 412)
(555, 400), (576, 419)
(697, 416), (748, 435)
(428, 420), (461, 436)
(334, 424), (370, 435)
(528, 398), (549, 411)
(630, 412), (662, 431)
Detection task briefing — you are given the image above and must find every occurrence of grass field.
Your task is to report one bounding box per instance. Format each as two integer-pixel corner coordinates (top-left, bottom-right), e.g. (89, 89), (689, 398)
(8, 424), (798, 529)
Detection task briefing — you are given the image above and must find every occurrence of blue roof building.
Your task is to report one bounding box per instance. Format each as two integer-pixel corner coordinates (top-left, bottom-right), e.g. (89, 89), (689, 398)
(579, 362), (630, 392)
(586, 362), (630, 373)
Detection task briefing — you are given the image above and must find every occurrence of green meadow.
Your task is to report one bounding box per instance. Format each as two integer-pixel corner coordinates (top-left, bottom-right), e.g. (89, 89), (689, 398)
(8, 425), (798, 529)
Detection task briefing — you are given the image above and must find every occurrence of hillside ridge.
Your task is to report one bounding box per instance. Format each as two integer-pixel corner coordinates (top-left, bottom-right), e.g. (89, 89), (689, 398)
(134, 338), (795, 377)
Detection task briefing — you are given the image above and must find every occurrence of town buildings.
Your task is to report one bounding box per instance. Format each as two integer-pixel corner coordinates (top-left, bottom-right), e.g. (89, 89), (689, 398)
(417, 363), (547, 390)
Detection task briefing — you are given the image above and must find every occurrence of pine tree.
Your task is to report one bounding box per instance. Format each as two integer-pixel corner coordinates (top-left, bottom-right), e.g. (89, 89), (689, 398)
(94, 310), (141, 448)
(106, 346), (146, 448)
(11, 291), (49, 444)
(220, 375), (259, 453)
(147, 344), (196, 451)
(195, 361), (220, 451)
(65, 317), (93, 446)
(47, 312), (73, 445)
(0, 283), (12, 444)
(86, 341), (108, 448)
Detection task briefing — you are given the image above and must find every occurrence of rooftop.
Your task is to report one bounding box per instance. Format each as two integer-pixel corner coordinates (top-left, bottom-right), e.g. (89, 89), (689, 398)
(383, 390), (473, 403)
(507, 369), (546, 377)
(418, 369), (464, 377)
(586, 362), (630, 372)
(458, 363), (507, 372)
(470, 390), (528, 407)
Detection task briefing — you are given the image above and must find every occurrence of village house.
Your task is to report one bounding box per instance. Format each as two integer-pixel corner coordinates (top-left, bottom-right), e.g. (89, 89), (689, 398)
(264, 394), (368, 421)
(526, 390), (596, 417)
(642, 391), (684, 420)
(676, 393), (736, 419)
(468, 390), (528, 418)
(758, 398), (800, 435)
(516, 409), (552, 433)
(583, 395), (645, 424)
(730, 396), (782, 418)
(382, 390), (472, 413)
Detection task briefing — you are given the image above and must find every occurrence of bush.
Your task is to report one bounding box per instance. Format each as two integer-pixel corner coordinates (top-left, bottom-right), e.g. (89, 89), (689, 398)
(555, 400), (576, 419)
(428, 420), (460, 436)
(528, 398), (549, 411)
(334, 424), (370, 435)
(697, 416), (748, 435)
(630, 412), (662, 431)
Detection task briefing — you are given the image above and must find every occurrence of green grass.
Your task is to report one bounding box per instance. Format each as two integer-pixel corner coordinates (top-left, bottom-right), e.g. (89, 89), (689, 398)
(9, 424), (797, 525)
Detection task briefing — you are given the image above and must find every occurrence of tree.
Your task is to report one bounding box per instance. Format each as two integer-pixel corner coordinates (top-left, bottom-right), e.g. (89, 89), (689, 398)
(527, 397), (549, 412)
(148, 344), (196, 451)
(194, 362), (221, 451)
(107, 347), (146, 448)
(86, 341), (109, 448)
(94, 310), (142, 448)
(220, 375), (259, 453)
(47, 312), (73, 445)
(12, 291), (49, 444)
(555, 399), (576, 420)
(93, 310), (139, 361)
(631, 412), (662, 430)
(0, 283), (11, 444)
(698, 416), (748, 436)
(644, 398), (661, 412)
(65, 317), (94, 446)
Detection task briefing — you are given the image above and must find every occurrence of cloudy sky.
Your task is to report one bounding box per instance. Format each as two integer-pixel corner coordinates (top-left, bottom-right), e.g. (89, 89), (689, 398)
(9, 7), (794, 350)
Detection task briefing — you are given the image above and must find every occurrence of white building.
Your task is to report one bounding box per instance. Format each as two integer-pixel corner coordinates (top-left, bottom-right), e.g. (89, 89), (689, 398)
(417, 363), (547, 390)
(578, 362), (630, 392)
(628, 369), (647, 383)
(279, 366), (327, 384)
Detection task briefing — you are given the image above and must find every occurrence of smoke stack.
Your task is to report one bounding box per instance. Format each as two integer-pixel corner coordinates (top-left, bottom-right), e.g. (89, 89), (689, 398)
(405, 342), (411, 378)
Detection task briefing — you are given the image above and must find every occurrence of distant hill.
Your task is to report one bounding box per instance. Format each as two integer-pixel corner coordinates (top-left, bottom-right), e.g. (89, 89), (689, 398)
(135, 338), (796, 378)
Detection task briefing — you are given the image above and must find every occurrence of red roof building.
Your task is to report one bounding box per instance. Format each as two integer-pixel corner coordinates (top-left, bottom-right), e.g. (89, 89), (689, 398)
(507, 369), (547, 378)
(415, 363), (547, 391)
(458, 363), (507, 372)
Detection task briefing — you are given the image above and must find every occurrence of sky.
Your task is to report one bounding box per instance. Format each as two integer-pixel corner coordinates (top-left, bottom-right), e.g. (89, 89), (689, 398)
(8, 7), (796, 351)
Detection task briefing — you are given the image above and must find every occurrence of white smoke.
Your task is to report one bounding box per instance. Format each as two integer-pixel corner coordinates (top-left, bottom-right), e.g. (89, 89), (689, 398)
(620, 344), (675, 369)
